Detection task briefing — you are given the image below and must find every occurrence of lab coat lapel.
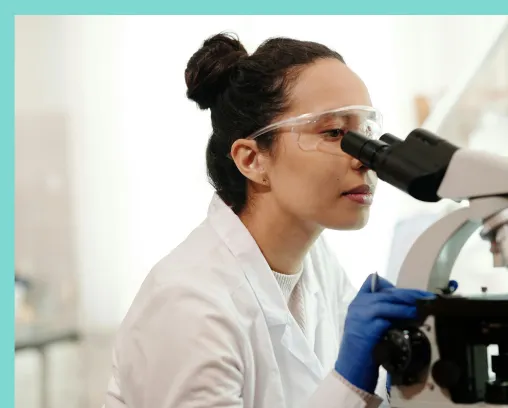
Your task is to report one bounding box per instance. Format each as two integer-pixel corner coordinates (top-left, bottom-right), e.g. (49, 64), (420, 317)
(207, 195), (326, 388)
(207, 195), (288, 328)
(302, 256), (339, 373)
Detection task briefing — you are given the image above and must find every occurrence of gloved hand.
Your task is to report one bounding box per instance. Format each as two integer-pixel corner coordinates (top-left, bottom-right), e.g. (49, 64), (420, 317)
(335, 274), (435, 394)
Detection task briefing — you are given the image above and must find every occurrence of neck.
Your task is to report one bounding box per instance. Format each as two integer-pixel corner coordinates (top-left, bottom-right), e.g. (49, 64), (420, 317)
(239, 197), (322, 275)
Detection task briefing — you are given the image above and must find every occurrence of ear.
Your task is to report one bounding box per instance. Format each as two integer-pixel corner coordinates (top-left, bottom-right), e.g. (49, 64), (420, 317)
(230, 138), (269, 186)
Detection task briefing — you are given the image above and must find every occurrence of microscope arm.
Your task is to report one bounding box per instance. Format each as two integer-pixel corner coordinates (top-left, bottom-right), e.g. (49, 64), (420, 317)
(397, 146), (508, 291)
(395, 200), (507, 291)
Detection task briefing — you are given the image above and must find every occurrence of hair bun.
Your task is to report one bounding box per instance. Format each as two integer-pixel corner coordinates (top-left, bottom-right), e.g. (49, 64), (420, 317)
(185, 33), (248, 110)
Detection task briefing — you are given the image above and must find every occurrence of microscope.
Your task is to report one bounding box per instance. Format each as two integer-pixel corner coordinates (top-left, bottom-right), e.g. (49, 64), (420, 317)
(341, 129), (508, 407)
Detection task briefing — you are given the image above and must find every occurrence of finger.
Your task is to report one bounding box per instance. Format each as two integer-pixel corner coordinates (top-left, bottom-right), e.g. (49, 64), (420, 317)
(377, 288), (435, 304)
(369, 303), (419, 320)
(353, 289), (434, 307)
(371, 317), (391, 334)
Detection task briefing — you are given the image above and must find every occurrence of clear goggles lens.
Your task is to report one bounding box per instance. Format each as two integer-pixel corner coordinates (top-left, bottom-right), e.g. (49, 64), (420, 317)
(250, 106), (383, 157)
(294, 107), (382, 156)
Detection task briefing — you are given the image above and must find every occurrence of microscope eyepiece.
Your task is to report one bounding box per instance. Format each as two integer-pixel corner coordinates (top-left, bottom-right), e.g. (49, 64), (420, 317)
(341, 131), (370, 159)
(341, 131), (389, 171)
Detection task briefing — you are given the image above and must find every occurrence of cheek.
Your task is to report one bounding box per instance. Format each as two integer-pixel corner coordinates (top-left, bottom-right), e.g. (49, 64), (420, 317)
(269, 149), (350, 204)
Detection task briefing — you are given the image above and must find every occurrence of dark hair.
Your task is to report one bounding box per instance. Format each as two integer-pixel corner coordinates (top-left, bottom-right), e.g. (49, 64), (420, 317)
(185, 32), (345, 214)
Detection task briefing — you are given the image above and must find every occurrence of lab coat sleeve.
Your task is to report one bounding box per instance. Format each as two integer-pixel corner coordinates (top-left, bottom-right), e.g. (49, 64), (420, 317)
(103, 364), (127, 408)
(115, 285), (245, 408)
(306, 371), (383, 408)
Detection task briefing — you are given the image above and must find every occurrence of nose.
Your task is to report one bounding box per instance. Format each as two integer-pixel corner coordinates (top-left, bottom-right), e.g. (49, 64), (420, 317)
(350, 156), (367, 171)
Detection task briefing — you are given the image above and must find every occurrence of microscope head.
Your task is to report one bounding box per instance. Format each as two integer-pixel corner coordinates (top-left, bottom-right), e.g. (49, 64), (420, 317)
(341, 129), (508, 268)
(341, 129), (459, 202)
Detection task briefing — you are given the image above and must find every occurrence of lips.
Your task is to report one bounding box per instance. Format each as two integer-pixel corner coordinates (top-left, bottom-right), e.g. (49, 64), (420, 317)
(341, 184), (374, 205)
(342, 184), (373, 195)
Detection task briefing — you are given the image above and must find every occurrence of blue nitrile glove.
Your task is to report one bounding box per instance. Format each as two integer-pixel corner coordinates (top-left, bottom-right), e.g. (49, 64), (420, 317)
(335, 274), (435, 394)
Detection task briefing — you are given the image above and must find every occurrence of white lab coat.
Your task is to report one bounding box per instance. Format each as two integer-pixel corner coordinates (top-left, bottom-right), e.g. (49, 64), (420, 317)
(104, 194), (387, 408)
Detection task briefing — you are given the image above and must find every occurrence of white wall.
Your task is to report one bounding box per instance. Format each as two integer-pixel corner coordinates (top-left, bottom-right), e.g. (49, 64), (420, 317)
(15, 15), (508, 330)
(62, 17), (132, 330)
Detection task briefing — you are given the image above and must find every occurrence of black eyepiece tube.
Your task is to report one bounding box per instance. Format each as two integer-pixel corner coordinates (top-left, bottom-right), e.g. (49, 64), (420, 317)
(340, 131), (369, 159)
(380, 133), (402, 146)
(341, 131), (389, 171)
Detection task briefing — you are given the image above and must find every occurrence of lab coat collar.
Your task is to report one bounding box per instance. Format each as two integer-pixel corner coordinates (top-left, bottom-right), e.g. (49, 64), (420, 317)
(207, 195), (323, 324)
(301, 254), (321, 299)
(207, 194), (289, 327)
(207, 194), (329, 381)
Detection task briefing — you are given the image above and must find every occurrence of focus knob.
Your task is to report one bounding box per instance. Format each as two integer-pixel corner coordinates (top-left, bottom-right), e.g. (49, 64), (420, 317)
(374, 327), (431, 386)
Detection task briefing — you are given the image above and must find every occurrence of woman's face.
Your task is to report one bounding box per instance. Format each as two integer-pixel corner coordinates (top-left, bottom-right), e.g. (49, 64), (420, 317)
(262, 58), (378, 231)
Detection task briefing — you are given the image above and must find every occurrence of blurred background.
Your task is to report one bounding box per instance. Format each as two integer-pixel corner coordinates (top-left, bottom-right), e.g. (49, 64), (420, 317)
(14, 15), (508, 408)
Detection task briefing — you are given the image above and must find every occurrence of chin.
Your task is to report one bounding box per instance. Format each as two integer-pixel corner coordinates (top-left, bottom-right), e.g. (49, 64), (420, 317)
(321, 208), (371, 231)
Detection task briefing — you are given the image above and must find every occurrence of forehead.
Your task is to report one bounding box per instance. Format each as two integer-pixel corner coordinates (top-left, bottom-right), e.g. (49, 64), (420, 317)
(287, 58), (372, 117)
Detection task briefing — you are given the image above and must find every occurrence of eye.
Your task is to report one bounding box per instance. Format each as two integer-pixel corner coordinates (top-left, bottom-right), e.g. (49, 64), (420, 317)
(321, 128), (346, 139)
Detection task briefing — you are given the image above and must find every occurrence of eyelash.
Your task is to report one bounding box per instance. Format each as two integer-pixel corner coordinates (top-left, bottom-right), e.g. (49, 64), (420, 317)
(322, 128), (346, 138)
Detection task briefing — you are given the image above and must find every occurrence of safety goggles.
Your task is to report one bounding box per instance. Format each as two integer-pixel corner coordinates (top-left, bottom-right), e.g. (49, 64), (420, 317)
(248, 105), (383, 157)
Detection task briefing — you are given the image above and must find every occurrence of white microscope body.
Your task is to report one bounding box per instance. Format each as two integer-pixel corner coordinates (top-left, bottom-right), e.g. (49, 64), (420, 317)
(341, 129), (508, 408)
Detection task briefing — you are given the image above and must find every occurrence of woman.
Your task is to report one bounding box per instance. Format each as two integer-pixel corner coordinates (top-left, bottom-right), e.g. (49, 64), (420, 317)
(104, 33), (433, 408)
